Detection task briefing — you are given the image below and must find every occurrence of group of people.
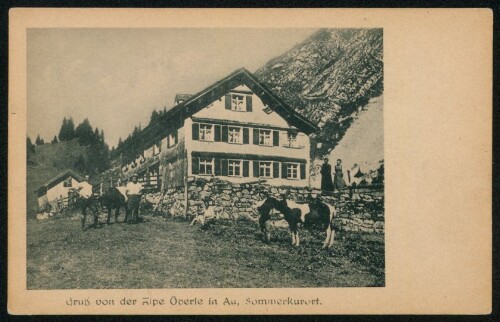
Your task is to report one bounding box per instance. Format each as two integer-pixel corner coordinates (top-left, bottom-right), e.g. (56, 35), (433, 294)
(320, 158), (347, 193)
(72, 173), (144, 228)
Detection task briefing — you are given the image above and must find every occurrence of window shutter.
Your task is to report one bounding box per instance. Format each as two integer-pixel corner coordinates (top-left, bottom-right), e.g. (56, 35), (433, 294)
(214, 125), (221, 142)
(273, 162), (280, 178)
(273, 130), (280, 146)
(253, 128), (259, 145)
(246, 95), (252, 112)
(243, 128), (249, 144)
(192, 157), (199, 174)
(221, 126), (228, 142)
(192, 123), (199, 140)
(253, 161), (260, 178)
(221, 159), (228, 176)
(225, 94), (231, 110)
(300, 163), (306, 179)
(214, 158), (221, 176)
(281, 162), (288, 178)
(243, 160), (249, 177)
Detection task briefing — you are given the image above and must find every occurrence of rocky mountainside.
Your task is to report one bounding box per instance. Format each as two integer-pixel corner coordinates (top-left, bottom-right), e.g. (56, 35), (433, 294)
(255, 28), (383, 157)
(312, 95), (384, 187)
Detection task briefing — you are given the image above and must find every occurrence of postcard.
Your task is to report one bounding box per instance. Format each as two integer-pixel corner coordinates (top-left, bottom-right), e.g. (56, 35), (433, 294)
(8, 8), (492, 315)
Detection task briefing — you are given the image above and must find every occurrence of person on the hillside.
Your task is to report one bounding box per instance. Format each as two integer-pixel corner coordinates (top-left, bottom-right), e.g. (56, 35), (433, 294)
(320, 158), (334, 193)
(126, 174), (143, 224)
(333, 159), (347, 191)
(56, 194), (64, 214)
(74, 174), (98, 229)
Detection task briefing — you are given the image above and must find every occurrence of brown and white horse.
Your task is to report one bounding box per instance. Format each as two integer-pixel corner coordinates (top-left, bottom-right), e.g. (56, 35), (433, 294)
(257, 196), (336, 248)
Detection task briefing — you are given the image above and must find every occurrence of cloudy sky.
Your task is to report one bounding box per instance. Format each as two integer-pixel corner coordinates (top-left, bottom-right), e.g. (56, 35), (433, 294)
(27, 28), (317, 147)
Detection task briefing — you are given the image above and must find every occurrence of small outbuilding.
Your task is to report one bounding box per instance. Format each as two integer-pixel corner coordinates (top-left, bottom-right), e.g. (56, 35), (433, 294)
(37, 169), (90, 212)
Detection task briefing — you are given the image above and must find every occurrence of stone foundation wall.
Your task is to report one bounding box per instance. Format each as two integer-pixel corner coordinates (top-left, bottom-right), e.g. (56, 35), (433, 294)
(143, 177), (384, 233)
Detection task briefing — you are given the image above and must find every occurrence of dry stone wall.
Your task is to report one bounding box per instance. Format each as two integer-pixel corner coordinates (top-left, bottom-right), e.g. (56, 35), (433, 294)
(142, 176), (384, 234)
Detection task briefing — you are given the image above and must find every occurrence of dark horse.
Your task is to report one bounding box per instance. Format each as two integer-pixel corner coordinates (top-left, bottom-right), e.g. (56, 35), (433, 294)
(99, 187), (129, 224)
(257, 196), (336, 248)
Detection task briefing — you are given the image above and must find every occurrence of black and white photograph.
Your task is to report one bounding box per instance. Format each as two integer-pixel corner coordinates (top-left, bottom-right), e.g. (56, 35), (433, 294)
(9, 8), (493, 315)
(26, 27), (385, 289)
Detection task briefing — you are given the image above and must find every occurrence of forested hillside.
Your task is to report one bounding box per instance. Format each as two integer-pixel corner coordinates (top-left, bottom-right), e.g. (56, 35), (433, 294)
(27, 117), (111, 217)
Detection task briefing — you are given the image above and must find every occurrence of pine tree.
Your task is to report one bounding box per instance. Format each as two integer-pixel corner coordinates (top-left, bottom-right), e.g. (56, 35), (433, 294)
(132, 125), (139, 138)
(67, 117), (75, 140)
(94, 128), (100, 143)
(117, 137), (123, 148)
(75, 118), (94, 145)
(58, 117), (68, 141)
(35, 134), (44, 145)
(27, 136), (36, 154)
(51, 136), (58, 144)
(150, 109), (159, 124)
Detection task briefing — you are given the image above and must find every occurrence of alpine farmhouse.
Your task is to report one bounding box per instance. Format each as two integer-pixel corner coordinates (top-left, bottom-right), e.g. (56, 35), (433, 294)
(37, 169), (91, 211)
(115, 68), (318, 190)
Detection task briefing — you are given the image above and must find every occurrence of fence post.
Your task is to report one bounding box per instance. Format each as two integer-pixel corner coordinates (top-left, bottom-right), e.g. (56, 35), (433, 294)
(183, 152), (189, 218)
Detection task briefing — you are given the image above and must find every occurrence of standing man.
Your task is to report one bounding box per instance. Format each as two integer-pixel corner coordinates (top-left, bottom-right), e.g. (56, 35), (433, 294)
(56, 194), (64, 215)
(74, 174), (98, 230)
(320, 158), (334, 193)
(126, 174), (144, 224)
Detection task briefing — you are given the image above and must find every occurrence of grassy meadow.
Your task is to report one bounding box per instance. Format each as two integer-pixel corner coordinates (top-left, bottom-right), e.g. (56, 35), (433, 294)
(27, 212), (384, 289)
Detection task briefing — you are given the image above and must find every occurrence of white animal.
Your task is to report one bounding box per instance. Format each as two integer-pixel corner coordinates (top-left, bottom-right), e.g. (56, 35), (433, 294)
(190, 205), (221, 226)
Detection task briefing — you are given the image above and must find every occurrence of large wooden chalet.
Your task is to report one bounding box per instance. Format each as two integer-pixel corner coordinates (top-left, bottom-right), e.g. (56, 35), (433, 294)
(116, 68), (318, 190)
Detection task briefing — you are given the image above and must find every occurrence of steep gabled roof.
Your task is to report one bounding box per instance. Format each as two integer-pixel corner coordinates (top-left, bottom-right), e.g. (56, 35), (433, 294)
(166, 68), (319, 134)
(118, 68), (319, 162)
(38, 169), (86, 193)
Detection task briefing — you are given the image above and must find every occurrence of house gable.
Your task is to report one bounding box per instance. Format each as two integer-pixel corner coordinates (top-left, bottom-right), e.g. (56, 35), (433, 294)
(37, 169), (85, 196)
(192, 84), (291, 128)
(159, 68), (318, 135)
(114, 68), (318, 172)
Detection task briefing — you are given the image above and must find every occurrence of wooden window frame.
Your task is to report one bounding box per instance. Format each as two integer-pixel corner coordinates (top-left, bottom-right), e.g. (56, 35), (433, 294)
(259, 161), (272, 178)
(228, 126), (243, 144)
(199, 158), (214, 175)
(286, 132), (299, 148)
(199, 123), (214, 142)
(230, 94), (246, 112)
(258, 129), (273, 147)
(63, 177), (72, 188)
(228, 159), (242, 177)
(287, 163), (300, 180)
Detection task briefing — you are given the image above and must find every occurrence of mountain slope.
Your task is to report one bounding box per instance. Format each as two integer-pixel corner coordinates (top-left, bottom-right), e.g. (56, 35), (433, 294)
(255, 28), (383, 157)
(311, 95), (384, 187)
